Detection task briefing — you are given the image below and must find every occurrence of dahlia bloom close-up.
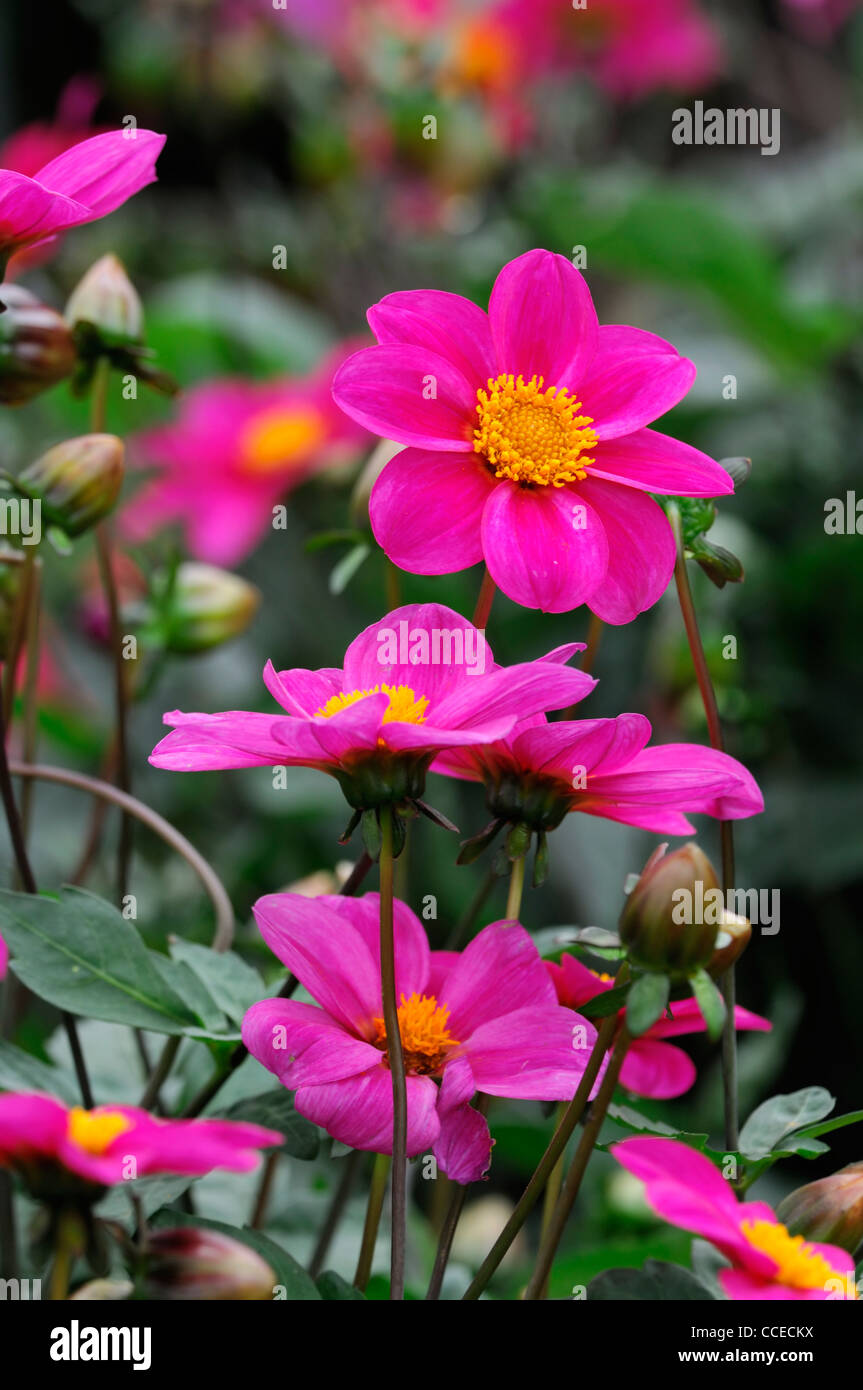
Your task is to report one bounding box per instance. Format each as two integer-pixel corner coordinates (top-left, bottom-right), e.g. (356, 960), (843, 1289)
(333, 249), (734, 619)
(242, 892), (601, 1183)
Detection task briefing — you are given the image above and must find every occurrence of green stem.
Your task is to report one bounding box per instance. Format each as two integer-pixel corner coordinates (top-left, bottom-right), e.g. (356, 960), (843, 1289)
(425, 1094), (490, 1300)
(250, 1151), (279, 1229)
(379, 803), (407, 1300)
(462, 994), (623, 1300)
(138, 1035), (182, 1109)
(505, 855), (526, 922)
(536, 1100), (567, 1296)
(353, 1152), (391, 1292)
(48, 1208), (85, 1301)
(523, 1026), (631, 1299)
(669, 504), (739, 1150)
(471, 565), (496, 630)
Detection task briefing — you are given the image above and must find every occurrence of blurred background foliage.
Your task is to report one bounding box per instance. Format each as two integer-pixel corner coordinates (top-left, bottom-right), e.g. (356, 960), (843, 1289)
(0, 0), (861, 1296)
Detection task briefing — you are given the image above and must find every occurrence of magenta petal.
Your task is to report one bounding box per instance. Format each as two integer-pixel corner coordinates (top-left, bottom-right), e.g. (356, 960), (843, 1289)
(577, 801), (696, 835)
(428, 950), (461, 998)
(513, 714), (652, 781)
(309, 693), (390, 760)
(439, 922), (557, 1038)
(590, 428), (733, 497)
(381, 717), (515, 754)
(241, 998), (380, 1088)
(262, 662), (342, 716)
(331, 344), (475, 450)
(0, 1092), (68, 1160)
(150, 711), (323, 771)
(578, 477), (676, 625)
(295, 1067), (440, 1157)
(650, 999), (772, 1041)
(0, 172), (90, 252)
(433, 660), (596, 730)
(316, 893), (430, 1004)
(481, 481), (609, 613)
(370, 448), (494, 574)
(593, 744), (764, 819)
(36, 129), (166, 216)
(251, 894), (380, 1035)
(434, 1057), (492, 1184)
(489, 249), (599, 387)
(343, 602), (490, 706)
(620, 1039), (697, 1099)
(368, 289), (495, 388)
(466, 1004), (598, 1099)
(718, 1269), (828, 1301)
(578, 326), (696, 439)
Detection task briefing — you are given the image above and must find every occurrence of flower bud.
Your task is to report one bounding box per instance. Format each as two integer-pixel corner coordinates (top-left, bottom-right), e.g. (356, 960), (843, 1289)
(141, 1228), (275, 1301)
(777, 1163), (863, 1255)
(65, 254), (143, 346)
(15, 434), (124, 536)
(0, 284), (76, 405)
(619, 843), (720, 976)
(708, 911), (751, 977)
(162, 562), (260, 653)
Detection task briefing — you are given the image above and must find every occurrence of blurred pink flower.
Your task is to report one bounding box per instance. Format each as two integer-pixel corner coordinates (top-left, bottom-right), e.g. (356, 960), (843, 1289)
(435, 710), (763, 835)
(149, 602), (596, 795)
(0, 1091), (280, 1190)
(243, 893), (601, 1182)
(548, 953), (770, 1099)
(333, 249), (733, 619)
(0, 128), (165, 279)
(124, 345), (370, 566)
(612, 1137), (858, 1299)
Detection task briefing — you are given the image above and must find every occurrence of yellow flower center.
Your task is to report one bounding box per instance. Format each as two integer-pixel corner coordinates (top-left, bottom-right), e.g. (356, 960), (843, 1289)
(474, 373), (598, 488)
(314, 684), (429, 725)
(240, 405), (326, 476)
(373, 993), (459, 1075)
(741, 1218), (854, 1293)
(452, 18), (515, 90)
(67, 1107), (133, 1157)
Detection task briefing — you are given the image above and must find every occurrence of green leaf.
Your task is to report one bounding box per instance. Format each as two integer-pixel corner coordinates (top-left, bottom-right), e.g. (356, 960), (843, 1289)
(794, 1109), (863, 1142)
(588, 1259), (717, 1301)
(604, 1104), (709, 1152)
(317, 1270), (365, 1300)
(215, 1089), (320, 1161)
(150, 1212), (320, 1300)
(689, 968), (726, 1042)
(626, 972), (670, 1037)
(578, 983), (630, 1019)
(0, 1037), (78, 1103)
(739, 1087), (836, 1160)
(169, 940), (265, 1028)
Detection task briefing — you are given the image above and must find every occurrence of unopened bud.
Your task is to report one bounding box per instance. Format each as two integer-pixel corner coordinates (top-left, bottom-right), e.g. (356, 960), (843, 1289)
(15, 434), (123, 536)
(777, 1163), (863, 1255)
(162, 562), (260, 653)
(65, 254), (143, 346)
(619, 843), (720, 977)
(141, 1227), (275, 1300)
(708, 911), (751, 977)
(0, 285), (76, 405)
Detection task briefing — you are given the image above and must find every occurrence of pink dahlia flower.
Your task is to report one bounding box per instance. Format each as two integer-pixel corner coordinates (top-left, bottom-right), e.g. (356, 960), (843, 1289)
(124, 344), (370, 566)
(149, 602), (596, 812)
(612, 1137), (858, 1300)
(332, 249), (734, 619)
(0, 1091), (280, 1191)
(0, 129), (165, 281)
(549, 953), (770, 1099)
(242, 893), (601, 1183)
(435, 711), (763, 837)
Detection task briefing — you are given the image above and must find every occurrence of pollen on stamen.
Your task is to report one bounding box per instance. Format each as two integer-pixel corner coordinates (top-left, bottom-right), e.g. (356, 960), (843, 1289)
(373, 992), (459, 1075)
(314, 684), (429, 725)
(474, 373), (598, 488)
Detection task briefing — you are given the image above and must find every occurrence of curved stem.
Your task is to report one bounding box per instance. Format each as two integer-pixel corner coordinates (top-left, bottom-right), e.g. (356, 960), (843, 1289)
(669, 504), (739, 1150)
(308, 1148), (363, 1279)
(353, 1152), (390, 1292)
(8, 761), (234, 953)
(379, 803), (407, 1299)
(250, 1151), (279, 1229)
(425, 1094), (490, 1300)
(523, 1026), (631, 1299)
(462, 995), (623, 1300)
(471, 566), (496, 631)
(138, 1035), (182, 1109)
(536, 1100), (567, 1296)
(505, 855), (526, 922)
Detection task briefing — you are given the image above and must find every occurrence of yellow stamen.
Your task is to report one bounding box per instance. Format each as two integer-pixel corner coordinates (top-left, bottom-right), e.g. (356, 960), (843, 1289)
(373, 992), (459, 1075)
(240, 405), (326, 476)
(474, 373), (598, 488)
(314, 684), (429, 726)
(452, 18), (514, 89)
(67, 1107), (132, 1156)
(741, 1218), (855, 1293)
(591, 969), (614, 984)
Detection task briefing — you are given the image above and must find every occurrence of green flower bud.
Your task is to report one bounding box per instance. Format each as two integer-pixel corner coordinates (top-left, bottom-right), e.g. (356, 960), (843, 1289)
(619, 842), (720, 977)
(162, 562), (260, 653)
(65, 254), (143, 346)
(15, 434), (124, 537)
(141, 1228), (275, 1301)
(777, 1163), (863, 1255)
(707, 910), (751, 977)
(0, 285), (76, 405)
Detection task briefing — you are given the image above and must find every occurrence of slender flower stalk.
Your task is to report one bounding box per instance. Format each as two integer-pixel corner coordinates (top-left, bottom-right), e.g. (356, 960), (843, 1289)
(669, 503), (739, 1149)
(354, 1152), (391, 1292)
(378, 803), (408, 1299)
(308, 1149), (363, 1279)
(505, 854), (526, 921)
(446, 866), (497, 948)
(250, 1152), (280, 1229)
(523, 1025), (632, 1299)
(472, 565), (496, 630)
(425, 1094), (491, 1300)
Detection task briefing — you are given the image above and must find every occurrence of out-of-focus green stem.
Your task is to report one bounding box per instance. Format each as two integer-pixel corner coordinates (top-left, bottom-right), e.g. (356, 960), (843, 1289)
(354, 1152), (391, 1292)
(505, 854), (526, 922)
(379, 804), (407, 1300)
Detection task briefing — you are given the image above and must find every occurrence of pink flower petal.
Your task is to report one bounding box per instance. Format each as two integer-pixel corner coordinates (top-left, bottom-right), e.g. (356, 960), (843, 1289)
(480, 481), (609, 613)
(0, 1091), (68, 1160)
(316, 893), (430, 1004)
(489, 249), (599, 387)
(370, 448), (494, 574)
(332, 344), (475, 450)
(295, 1067), (440, 1157)
(342, 603), (489, 707)
(150, 711), (324, 771)
(433, 659), (596, 731)
(262, 661), (342, 716)
(620, 1039), (697, 1099)
(241, 998), (381, 1088)
(650, 1000), (772, 1041)
(36, 129), (166, 217)
(590, 428), (734, 497)
(439, 922), (557, 1038)
(512, 713), (651, 781)
(592, 744), (764, 819)
(368, 288), (495, 388)
(434, 1057), (492, 1184)
(466, 1004), (598, 1099)
(578, 477), (676, 624)
(0, 172), (89, 253)
(577, 326), (696, 439)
